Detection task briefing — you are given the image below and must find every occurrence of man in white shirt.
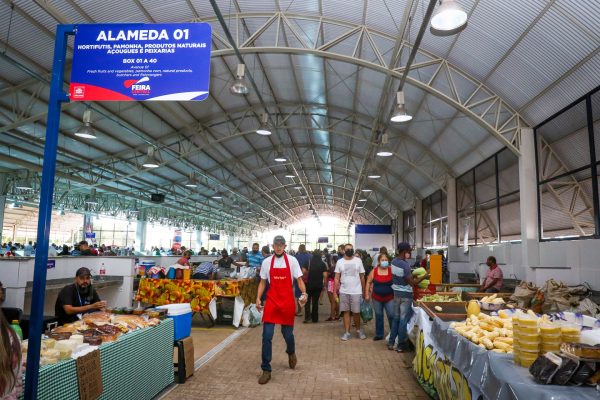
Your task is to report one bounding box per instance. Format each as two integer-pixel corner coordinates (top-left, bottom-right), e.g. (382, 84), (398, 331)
(334, 243), (366, 341)
(256, 235), (307, 385)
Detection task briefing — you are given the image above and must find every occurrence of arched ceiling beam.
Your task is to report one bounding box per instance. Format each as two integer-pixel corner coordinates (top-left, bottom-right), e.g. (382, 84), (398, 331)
(200, 12), (526, 155)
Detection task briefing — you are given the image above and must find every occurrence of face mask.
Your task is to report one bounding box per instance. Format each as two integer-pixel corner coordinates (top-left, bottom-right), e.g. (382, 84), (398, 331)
(275, 252), (284, 258)
(344, 249), (354, 257)
(252, 250), (258, 254)
(380, 261), (389, 268)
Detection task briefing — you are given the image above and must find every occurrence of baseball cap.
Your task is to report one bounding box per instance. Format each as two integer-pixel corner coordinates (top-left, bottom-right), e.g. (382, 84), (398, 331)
(397, 242), (412, 252)
(76, 267), (92, 277)
(273, 235), (286, 245)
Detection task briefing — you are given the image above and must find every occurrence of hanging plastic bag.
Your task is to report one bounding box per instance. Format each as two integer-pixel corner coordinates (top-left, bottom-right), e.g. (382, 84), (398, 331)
(232, 296), (245, 328)
(242, 306), (251, 327)
(248, 304), (263, 327)
(360, 300), (374, 323)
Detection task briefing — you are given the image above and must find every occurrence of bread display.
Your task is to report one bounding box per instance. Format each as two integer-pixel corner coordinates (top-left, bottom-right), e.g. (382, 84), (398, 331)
(560, 342), (600, 359)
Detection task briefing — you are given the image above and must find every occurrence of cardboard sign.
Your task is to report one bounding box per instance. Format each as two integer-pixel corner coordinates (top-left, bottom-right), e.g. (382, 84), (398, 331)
(46, 260), (55, 270)
(76, 350), (103, 400)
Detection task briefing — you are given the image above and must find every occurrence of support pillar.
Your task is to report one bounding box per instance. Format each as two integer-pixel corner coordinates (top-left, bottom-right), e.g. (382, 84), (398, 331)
(447, 177), (458, 247)
(397, 211), (404, 244)
(83, 213), (93, 243)
(194, 230), (202, 253)
(135, 219), (147, 253)
(519, 128), (540, 280)
(415, 199), (423, 249)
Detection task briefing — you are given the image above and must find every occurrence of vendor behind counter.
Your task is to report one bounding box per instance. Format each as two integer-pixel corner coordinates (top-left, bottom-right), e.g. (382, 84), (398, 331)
(55, 267), (106, 325)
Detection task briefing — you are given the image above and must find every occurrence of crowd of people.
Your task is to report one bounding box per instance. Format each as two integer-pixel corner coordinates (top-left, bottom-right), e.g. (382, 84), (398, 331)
(0, 240), (135, 258)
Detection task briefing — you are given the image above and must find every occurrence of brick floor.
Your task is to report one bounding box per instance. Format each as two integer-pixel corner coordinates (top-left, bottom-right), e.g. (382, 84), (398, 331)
(163, 300), (429, 400)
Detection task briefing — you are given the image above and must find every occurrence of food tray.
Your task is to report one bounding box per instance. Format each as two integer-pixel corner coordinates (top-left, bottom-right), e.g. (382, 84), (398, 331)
(419, 301), (467, 322)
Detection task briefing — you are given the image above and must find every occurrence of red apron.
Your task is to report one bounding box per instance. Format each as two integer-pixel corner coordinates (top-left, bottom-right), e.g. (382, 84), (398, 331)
(263, 254), (296, 326)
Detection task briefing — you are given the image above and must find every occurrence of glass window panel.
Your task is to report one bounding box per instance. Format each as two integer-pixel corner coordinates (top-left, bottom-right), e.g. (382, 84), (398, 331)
(457, 172), (475, 212)
(592, 91), (600, 159)
(475, 157), (497, 205)
(498, 193), (521, 241)
(540, 169), (595, 239)
(537, 100), (590, 178)
(497, 149), (520, 195)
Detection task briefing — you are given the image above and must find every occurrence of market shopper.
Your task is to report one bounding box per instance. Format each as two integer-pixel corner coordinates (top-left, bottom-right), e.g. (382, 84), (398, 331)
(177, 250), (192, 267)
(256, 235), (307, 385)
(246, 243), (265, 276)
(192, 261), (217, 280)
(480, 256), (503, 293)
(77, 240), (96, 256)
(55, 267), (105, 325)
(334, 243), (366, 340)
(304, 250), (327, 323)
(365, 253), (394, 341)
(389, 242), (428, 352)
(325, 252), (339, 321)
(0, 309), (22, 399)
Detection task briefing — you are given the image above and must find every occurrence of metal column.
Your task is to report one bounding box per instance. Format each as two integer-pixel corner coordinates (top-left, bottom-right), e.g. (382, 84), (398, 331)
(25, 24), (74, 400)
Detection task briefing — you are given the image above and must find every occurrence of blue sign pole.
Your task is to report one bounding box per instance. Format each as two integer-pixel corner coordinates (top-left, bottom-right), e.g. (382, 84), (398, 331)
(24, 24), (73, 400)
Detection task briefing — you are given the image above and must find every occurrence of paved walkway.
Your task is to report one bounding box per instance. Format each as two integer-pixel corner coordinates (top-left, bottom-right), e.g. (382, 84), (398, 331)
(164, 301), (429, 400)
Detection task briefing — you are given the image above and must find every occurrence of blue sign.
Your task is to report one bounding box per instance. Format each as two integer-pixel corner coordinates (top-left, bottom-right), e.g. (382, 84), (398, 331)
(70, 23), (212, 101)
(317, 237), (328, 243)
(85, 232), (96, 239)
(209, 234), (220, 240)
(47, 260), (55, 270)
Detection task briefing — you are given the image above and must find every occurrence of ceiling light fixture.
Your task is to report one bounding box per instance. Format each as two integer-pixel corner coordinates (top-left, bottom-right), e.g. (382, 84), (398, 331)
(142, 147), (160, 168)
(285, 174), (295, 178)
(430, 0), (468, 36)
(230, 63), (249, 95)
(211, 195), (223, 199)
(390, 91), (412, 123)
(358, 198), (368, 202)
(368, 175), (381, 179)
(185, 172), (198, 188)
(74, 109), (97, 139)
(361, 188), (372, 192)
(376, 150), (393, 157)
(274, 146), (287, 162)
(256, 113), (272, 135)
(85, 189), (99, 205)
(15, 178), (33, 191)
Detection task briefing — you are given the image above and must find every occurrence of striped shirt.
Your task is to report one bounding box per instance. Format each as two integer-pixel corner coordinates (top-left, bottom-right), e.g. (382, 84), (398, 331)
(246, 251), (264, 268)
(194, 262), (216, 276)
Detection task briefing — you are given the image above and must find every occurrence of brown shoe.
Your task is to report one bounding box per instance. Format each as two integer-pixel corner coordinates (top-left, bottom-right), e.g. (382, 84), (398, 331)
(288, 353), (297, 369)
(258, 371), (271, 385)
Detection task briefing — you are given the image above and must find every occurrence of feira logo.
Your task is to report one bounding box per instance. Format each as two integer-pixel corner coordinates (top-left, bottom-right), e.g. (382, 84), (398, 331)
(123, 77), (151, 95)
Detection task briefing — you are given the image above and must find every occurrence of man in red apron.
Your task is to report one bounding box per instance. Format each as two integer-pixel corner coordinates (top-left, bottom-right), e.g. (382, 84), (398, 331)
(256, 235), (307, 384)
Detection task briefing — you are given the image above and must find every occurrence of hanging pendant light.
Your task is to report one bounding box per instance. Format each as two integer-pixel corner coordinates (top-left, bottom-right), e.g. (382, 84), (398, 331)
(390, 91), (412, 123)
(376, 133), (393, 157)
(85, 189), (99, 205)
(142, 147), (160, 168)
(430, 0), (468, 36)
(74, 109), (97, 139)
(185, 172), (198, 188)
(230, 64), (249, 95)
(274, 145), (287, 162)
(256, 113), (272, 135)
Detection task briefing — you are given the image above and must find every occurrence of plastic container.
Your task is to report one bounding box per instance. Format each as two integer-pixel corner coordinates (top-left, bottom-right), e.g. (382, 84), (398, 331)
(10, 320), (23, 340)
(517, 325), (539, 335)
(541, 344), (560, 353)
(560, 324), (581, 335)
(518, 315), (539, 327)
(517, 333), (541, 343)
(561, 334), (581, 343)
(183, 269), (191, 280)
(520, 353), (538, 368)
(520, 340), (541, 352)
(157, 303), (192, 340)
(539, 324), (560, 335)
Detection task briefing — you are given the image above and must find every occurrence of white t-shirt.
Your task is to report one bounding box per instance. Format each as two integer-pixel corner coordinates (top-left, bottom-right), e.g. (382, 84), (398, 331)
(334, 257), (365, 295)
(260, 254), (302, 286)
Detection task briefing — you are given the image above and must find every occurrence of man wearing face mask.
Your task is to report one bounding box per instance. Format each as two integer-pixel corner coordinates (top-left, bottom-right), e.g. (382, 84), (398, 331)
(256, 236), (307, 385)
(334, 243), (366, 341)
(55, 267), (105, 325)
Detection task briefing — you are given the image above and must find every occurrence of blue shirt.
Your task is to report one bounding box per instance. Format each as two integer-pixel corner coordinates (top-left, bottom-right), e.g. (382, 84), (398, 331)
(24, 244), (33, 256)
(246, 251), (264, 268)
(194, 262), (216, 276)
(294, 251), (311, 269)
(391, 257), (413, 295)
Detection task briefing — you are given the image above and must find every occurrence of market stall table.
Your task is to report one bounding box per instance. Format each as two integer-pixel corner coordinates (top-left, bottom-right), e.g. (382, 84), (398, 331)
(135, 278), (259, 315)
(410, 306), (600, 400)
(20, 318), (174, 400)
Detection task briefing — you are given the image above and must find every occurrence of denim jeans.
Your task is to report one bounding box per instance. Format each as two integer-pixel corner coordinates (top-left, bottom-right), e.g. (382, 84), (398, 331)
(372, 298), (394, 338)
(261, 322), (295, 372)
(388, 293), (413, 348)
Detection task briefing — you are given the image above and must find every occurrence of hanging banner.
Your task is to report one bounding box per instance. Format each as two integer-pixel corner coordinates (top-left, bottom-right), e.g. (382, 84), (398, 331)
(172, 228), (182, 250)
(70, 23), (212, 101)
(410, 307), (478, 400)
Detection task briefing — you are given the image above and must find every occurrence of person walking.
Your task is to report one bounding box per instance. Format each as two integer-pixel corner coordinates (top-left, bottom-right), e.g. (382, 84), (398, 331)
(304, 250), (327, 323)
(389, 242), (428, 352)
(334, 243), (366, 340)
(365, 253), (394, 341)
(256, 236), (307, 385)
(0, 309), (22, 399)
(325, 253), (339, 321)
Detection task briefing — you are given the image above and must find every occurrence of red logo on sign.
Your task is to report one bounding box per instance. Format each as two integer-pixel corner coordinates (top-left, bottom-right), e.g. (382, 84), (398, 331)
(72, 86), (85, 99)
(124, 77), (151, 95)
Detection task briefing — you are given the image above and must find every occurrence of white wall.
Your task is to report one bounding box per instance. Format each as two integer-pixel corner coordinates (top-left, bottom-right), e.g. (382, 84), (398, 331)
(448, 238), (600, 289)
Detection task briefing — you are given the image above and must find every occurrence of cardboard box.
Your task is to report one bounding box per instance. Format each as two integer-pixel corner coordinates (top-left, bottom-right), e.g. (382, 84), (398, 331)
(181, 336), (194, 378)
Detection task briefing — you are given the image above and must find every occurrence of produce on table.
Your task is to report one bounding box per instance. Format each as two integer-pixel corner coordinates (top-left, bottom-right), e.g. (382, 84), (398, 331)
(420, 294), (461, 302)
(450, 312), (514, 353)
(434, 306), (443, 312)
(412, 267), (429, 289)
(480, 293), (506, 305)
